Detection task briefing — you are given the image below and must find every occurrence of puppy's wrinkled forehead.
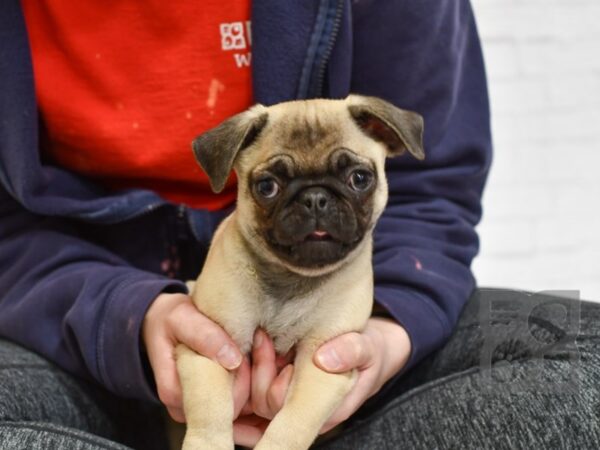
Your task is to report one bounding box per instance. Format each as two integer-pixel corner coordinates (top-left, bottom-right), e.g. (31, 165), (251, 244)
(279, 109), (340, 152)
(248, 101), (360, 171)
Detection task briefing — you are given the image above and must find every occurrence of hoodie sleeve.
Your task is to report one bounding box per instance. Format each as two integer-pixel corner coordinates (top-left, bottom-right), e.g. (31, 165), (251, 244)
(0, 188), (187, 400)
(350, 0), (492, 370)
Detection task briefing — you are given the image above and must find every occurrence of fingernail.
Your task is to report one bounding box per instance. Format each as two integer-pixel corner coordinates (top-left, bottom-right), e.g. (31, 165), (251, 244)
(317, 348), (342, 371)
(217, 344), (242, 370)
(254, 329), (263, 349)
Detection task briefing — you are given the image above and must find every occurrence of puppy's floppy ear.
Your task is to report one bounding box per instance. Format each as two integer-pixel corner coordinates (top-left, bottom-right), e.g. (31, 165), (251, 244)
(192, 105), (269, 193)
(347, 95), (425, 160)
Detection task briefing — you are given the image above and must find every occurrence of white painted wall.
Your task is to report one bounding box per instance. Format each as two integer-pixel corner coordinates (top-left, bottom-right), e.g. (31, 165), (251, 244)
(470, 0), (600, 300)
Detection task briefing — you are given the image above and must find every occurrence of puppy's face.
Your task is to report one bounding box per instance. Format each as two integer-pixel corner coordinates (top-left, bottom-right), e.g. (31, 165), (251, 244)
(193, 95), (424, 275)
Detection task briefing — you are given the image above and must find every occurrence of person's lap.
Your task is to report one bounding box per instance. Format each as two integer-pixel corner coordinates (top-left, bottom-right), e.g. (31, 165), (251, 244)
(0, 339), (168, 449)
(2, 288), (599, 449)
(317, 288), (600, 449)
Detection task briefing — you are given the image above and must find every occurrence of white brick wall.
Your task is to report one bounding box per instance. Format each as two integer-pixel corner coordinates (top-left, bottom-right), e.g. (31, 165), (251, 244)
(470, 0), (600, 301)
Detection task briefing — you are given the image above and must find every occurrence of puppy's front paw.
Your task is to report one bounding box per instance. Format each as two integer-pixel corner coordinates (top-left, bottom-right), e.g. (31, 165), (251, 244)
(181, 430), (234, 450)
(254, 433), (318, 450)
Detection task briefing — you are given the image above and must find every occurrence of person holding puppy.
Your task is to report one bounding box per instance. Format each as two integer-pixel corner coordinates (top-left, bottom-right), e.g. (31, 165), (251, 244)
(3, 1), (599, 449)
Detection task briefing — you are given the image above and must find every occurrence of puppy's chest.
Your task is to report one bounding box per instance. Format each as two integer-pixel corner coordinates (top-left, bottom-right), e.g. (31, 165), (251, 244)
(259, 294), (321, 354)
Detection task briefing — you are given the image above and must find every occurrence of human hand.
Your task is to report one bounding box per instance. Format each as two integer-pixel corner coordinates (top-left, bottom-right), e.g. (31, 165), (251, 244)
(142, 292), (250, 423)
(243, 318), (411, 446)
(232, 329), (295, 447)
(312, 317), (411, 433)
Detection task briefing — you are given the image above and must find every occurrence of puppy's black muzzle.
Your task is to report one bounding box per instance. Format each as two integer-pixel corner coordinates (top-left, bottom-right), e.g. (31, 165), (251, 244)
(296, 186), (332, 216)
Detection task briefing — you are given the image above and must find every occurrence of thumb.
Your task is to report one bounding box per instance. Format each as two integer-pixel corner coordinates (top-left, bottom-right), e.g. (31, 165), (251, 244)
(314, 332), (373, 373)
(171, 302), (243, 370)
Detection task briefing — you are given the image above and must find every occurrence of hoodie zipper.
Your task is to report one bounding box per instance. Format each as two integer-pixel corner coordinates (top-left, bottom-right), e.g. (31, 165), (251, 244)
(313, 0), (345, 97)
(298, 0), (345, 99)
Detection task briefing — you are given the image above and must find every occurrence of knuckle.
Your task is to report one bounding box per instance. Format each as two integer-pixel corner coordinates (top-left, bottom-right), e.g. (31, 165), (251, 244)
(172, 300), (192, 318)
(195, 328), (225, 355)
(165, 310), (181, 329)
(343, 333), (364, 362)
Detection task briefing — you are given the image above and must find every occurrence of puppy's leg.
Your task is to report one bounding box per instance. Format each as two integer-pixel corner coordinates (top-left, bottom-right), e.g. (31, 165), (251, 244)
(176, 344), (235, 450)
(254, 343), (356, 450)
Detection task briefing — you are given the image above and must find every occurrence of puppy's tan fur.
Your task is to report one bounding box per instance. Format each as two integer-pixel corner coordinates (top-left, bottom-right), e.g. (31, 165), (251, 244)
(175, 95), (424, 449)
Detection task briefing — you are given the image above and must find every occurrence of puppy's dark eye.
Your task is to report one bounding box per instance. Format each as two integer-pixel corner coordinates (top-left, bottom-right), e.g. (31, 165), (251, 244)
(256, 178), (280, 199)
(348, 170), (373, 192)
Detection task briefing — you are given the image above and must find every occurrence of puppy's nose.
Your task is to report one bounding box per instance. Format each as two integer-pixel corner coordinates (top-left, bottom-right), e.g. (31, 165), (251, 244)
(298, 187), (330, 214)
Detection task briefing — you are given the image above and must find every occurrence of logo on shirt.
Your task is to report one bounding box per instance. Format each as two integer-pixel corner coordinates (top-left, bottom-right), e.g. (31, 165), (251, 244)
(220, 21), (252, 68)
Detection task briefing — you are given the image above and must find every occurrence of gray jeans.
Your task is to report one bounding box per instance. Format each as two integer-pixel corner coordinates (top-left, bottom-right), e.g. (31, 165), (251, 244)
(1, 289), (599, 450)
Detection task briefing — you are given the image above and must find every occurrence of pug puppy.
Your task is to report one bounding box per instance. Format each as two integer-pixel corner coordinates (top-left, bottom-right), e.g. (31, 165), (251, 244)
(176, 95), (424, 450)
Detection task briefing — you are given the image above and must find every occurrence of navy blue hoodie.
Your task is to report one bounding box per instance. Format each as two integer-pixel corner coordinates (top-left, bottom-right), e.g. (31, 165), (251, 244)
(0, 0), (492, 401)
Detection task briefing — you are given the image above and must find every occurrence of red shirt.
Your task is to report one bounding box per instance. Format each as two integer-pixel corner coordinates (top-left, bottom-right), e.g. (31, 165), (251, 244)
(22, 1), (253, 210)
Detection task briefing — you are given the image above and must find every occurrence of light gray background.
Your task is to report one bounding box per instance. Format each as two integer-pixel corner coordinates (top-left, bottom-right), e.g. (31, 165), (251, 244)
(471, 0), (600, 300)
